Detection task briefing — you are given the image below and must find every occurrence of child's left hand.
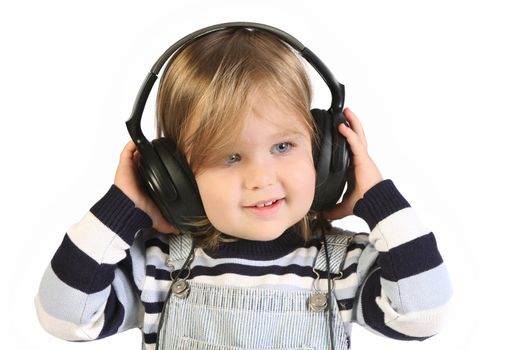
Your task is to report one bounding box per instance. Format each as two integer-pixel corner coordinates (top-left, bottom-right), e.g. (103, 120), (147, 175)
(322, 107), (384, 220)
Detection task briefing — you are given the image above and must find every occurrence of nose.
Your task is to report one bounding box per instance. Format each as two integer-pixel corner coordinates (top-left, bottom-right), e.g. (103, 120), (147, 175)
(243, 157), (277, 190)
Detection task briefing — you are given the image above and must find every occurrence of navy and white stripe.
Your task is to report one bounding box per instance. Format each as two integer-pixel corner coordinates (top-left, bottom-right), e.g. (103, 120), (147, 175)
(353, 181), (452, 339)
(35, 180), (452, 349)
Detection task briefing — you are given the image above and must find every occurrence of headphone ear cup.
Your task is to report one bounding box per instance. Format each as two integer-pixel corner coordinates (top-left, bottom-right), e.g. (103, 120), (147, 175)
(134, 139), (180, 225)
(310, 108), (352, 211)
(149, 138), (205, 231)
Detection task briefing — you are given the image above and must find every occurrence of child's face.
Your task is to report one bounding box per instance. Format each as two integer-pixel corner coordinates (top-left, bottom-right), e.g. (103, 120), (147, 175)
(195, 97), (316, 241)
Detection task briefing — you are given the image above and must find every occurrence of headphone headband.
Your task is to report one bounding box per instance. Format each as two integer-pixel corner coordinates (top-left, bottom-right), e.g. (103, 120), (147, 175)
(126, 22), (345, 147)
(151, 22), (306, 74)
(123, 22), (352, 227)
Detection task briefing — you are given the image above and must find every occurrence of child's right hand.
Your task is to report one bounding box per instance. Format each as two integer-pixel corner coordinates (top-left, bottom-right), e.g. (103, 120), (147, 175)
(114, 141), (179, 234)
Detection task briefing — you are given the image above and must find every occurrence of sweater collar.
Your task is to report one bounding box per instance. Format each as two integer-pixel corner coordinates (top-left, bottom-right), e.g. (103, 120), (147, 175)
(202, 228), (305, 261)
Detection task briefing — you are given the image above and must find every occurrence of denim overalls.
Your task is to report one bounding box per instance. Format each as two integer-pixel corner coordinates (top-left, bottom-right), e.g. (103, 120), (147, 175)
(157, 232), (353, 350)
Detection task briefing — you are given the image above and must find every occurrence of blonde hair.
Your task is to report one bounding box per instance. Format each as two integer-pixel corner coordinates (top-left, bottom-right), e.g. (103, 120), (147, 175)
(156, 27), (323, 250)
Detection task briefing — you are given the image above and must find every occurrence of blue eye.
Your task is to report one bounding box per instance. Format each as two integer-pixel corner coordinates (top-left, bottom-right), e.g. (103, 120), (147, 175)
(272, 142), (294, 154)
(226, 153), (241, 164)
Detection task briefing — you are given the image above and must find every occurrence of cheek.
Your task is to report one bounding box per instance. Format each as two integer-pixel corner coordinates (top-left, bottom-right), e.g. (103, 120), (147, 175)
(288, 155), (316, 196)
(305, 166), (317, 199)
(195, 173), (219, 214)
(195, 172), (236, 220)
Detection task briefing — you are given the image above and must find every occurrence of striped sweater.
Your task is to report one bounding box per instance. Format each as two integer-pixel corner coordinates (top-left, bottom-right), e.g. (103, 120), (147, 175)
(35, 179), (452, 349)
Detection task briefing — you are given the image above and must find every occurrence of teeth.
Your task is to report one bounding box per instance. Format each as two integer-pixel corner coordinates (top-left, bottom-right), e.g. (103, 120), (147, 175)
(255, 200), (277, 208)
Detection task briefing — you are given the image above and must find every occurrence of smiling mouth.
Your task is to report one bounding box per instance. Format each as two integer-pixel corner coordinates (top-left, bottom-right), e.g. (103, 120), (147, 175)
(253, 199), (279, 208)
(245, 198), (284, 213)
(245, 197), (285, 208)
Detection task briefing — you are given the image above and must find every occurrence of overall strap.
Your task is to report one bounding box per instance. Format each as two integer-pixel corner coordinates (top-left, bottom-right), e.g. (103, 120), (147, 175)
(313, 231), (354, 275)
(167, 233), (194, 268)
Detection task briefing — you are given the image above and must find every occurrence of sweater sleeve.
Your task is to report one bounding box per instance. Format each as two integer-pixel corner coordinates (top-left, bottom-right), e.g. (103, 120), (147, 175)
(35, 185), (152, 341)
(351, 179), (452, 340)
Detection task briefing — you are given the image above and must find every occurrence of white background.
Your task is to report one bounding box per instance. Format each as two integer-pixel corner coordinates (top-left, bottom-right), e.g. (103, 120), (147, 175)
(1, 0), (524, 348)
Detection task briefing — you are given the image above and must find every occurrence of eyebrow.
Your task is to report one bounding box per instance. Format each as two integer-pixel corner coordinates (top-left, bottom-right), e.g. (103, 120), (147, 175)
(269, 130), (308, 139)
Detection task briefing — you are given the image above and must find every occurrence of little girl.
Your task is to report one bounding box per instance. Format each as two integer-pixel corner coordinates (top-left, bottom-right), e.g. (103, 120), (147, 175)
(35, 24), (452, 350)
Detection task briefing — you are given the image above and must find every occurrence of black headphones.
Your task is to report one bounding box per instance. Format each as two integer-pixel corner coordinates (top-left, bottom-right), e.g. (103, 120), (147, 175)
(126, 22), (354, 232)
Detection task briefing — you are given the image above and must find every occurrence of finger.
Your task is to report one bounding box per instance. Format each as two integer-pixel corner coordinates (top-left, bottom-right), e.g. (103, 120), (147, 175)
(344, 108), (368, 148)
(156, 224), (177, 234)
(156, 219), (180, 235)
(338, 123), (365, 155)
(322, 201), (352, 221)
(125, 140), (137, 152)
(121, 141), (137, 161)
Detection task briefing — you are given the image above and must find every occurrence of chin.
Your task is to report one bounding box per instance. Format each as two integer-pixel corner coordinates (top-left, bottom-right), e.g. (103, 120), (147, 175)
(231, 227), (287, 241)
(256, 230), (286, 241)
